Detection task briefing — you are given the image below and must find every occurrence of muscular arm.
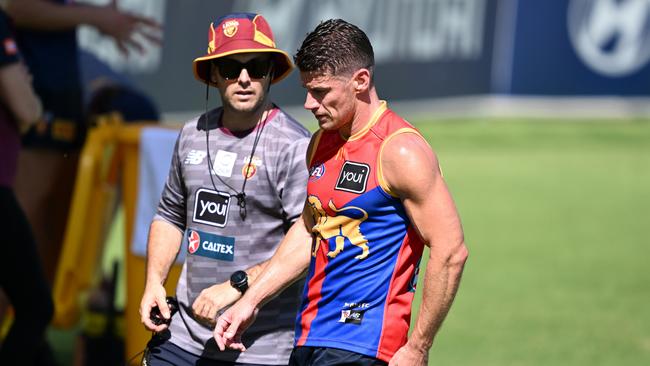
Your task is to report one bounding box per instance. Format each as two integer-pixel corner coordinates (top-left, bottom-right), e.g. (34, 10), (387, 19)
(139, 219), (182, 332)
(213, 211), (313, 351)
(382, 133), (468, 365)
(0, 62), (42, 134)
(245, 213), (312, 307)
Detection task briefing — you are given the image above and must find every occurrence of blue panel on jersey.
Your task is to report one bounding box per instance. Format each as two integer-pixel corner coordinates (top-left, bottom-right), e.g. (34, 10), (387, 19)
(297, 187), (411, 354)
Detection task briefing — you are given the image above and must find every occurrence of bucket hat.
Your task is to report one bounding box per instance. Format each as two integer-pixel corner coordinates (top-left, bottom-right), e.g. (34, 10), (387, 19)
(193, 13), (293, 86)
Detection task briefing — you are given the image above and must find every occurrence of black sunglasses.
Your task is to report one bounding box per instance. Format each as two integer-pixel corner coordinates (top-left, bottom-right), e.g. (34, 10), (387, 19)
(213, 57), (272, 80)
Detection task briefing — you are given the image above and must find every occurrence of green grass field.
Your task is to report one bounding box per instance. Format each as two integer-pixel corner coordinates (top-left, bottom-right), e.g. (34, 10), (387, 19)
(409, 119), (650, 365)
(47, 118), (650, 365)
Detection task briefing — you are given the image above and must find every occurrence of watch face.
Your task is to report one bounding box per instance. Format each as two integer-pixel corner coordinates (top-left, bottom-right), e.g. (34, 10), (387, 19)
(231, 270), (247, 287)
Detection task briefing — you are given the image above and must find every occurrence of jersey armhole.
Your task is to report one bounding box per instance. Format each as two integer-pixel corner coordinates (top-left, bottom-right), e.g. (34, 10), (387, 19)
(377, 127), (424, 197)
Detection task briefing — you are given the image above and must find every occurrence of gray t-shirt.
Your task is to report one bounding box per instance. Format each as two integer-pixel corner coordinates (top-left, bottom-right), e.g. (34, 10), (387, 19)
(154, 106), (310, 364)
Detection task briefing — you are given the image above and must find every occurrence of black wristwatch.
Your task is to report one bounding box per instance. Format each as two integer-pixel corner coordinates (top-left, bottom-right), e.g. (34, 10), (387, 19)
(230, 270), (248, 293)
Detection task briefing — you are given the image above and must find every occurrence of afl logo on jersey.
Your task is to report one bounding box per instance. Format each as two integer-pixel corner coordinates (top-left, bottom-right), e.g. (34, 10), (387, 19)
(335, 161), (370, 194)
(309, 163), (325, 181)
(188, 230), (200, 254)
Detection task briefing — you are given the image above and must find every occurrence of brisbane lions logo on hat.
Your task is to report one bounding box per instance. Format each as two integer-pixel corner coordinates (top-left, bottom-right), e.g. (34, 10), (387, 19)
(222, 20), (239, 37)
(188, 230), (200, 254)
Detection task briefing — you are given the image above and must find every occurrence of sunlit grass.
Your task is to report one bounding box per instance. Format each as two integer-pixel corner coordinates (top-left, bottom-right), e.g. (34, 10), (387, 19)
(410, 119), (650, 365)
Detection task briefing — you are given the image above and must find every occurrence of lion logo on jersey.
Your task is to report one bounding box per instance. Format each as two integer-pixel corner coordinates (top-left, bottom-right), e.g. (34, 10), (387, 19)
(307, 195), (369, 260)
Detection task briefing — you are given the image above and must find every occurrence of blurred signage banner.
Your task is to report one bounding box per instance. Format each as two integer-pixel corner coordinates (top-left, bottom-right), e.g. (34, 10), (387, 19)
(568, 0), (650, 77)
(79, 0), (650, 114)
(89, 0), (497, 112)
(494, 0), (650, 95)
(252, 0), (496, 102)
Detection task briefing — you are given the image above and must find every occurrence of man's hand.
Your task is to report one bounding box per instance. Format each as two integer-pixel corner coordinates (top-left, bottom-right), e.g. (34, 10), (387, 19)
(389, 342), (429, 366)
(6, 0), (163, 56)
(192, 282), (241, 326)
(139, 283), (170, 332)
(93, 0), (162, 55)
(213, 299), (259, 352)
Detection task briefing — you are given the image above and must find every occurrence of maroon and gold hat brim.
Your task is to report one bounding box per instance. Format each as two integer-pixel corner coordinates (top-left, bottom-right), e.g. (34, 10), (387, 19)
(193, 47), (293, 87)
(193, 13), (293, 86)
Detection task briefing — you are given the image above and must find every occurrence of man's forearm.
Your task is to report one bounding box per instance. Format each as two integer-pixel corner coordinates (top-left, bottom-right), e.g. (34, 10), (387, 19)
(145, 219), (183, 287)
(242, 260), (268, 285)
(408, 243), (468, 351)
(243, 216), (312, 307)
(0, 63), (42, 132)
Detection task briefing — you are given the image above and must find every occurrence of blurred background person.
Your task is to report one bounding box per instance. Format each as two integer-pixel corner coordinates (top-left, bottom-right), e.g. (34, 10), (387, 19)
(0, 6), (57, 365)
(2, 0), (161, 284)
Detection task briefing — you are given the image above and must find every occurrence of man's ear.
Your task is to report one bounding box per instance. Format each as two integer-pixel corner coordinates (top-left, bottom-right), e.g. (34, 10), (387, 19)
(209, 63), (218, 84)
(352, 68), (371, 94)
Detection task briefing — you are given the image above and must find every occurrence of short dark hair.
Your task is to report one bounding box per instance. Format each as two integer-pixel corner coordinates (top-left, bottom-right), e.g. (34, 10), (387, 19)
(294, 19), (374, 77)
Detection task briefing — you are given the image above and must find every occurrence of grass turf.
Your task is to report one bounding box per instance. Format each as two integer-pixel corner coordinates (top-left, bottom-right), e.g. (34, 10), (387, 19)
(47, 118), (650, 365)
(409, 119), (650, 365)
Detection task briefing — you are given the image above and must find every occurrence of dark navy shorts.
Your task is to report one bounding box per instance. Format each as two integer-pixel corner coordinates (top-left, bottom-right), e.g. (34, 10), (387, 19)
(288, 346), (387, 366)
(142, 335), (268, 366)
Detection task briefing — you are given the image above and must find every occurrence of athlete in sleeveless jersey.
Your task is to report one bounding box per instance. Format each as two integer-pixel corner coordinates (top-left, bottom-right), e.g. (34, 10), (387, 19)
(213, 19), (467, 366)
(295, 102), (423, 362)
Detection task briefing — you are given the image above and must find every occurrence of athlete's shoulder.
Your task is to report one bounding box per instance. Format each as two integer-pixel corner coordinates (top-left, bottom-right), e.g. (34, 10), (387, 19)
(379, 108), (429, 159)
(382, 108), (416, 129)
(370, 105), (418, 140)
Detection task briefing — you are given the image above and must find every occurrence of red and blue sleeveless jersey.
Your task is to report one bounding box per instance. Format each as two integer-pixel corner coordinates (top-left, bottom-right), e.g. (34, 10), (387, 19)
(295, 102), (426, 362)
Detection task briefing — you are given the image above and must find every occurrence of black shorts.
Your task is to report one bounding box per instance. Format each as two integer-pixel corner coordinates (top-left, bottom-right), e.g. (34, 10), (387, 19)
(142, 335), (267, 366)
(289, 346), (387, 366)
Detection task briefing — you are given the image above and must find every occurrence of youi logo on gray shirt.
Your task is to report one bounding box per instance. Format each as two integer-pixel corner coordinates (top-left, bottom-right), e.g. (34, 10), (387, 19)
(193, 188), (231, 227)
(335, 161), (370, 194)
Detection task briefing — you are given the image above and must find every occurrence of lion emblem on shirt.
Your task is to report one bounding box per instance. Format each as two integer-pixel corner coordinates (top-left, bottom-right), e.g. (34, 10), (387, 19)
(307, 195), (369, 260)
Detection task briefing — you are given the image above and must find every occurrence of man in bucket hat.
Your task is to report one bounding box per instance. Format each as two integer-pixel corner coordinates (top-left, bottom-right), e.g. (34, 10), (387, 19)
(139, 13), (310, 365)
